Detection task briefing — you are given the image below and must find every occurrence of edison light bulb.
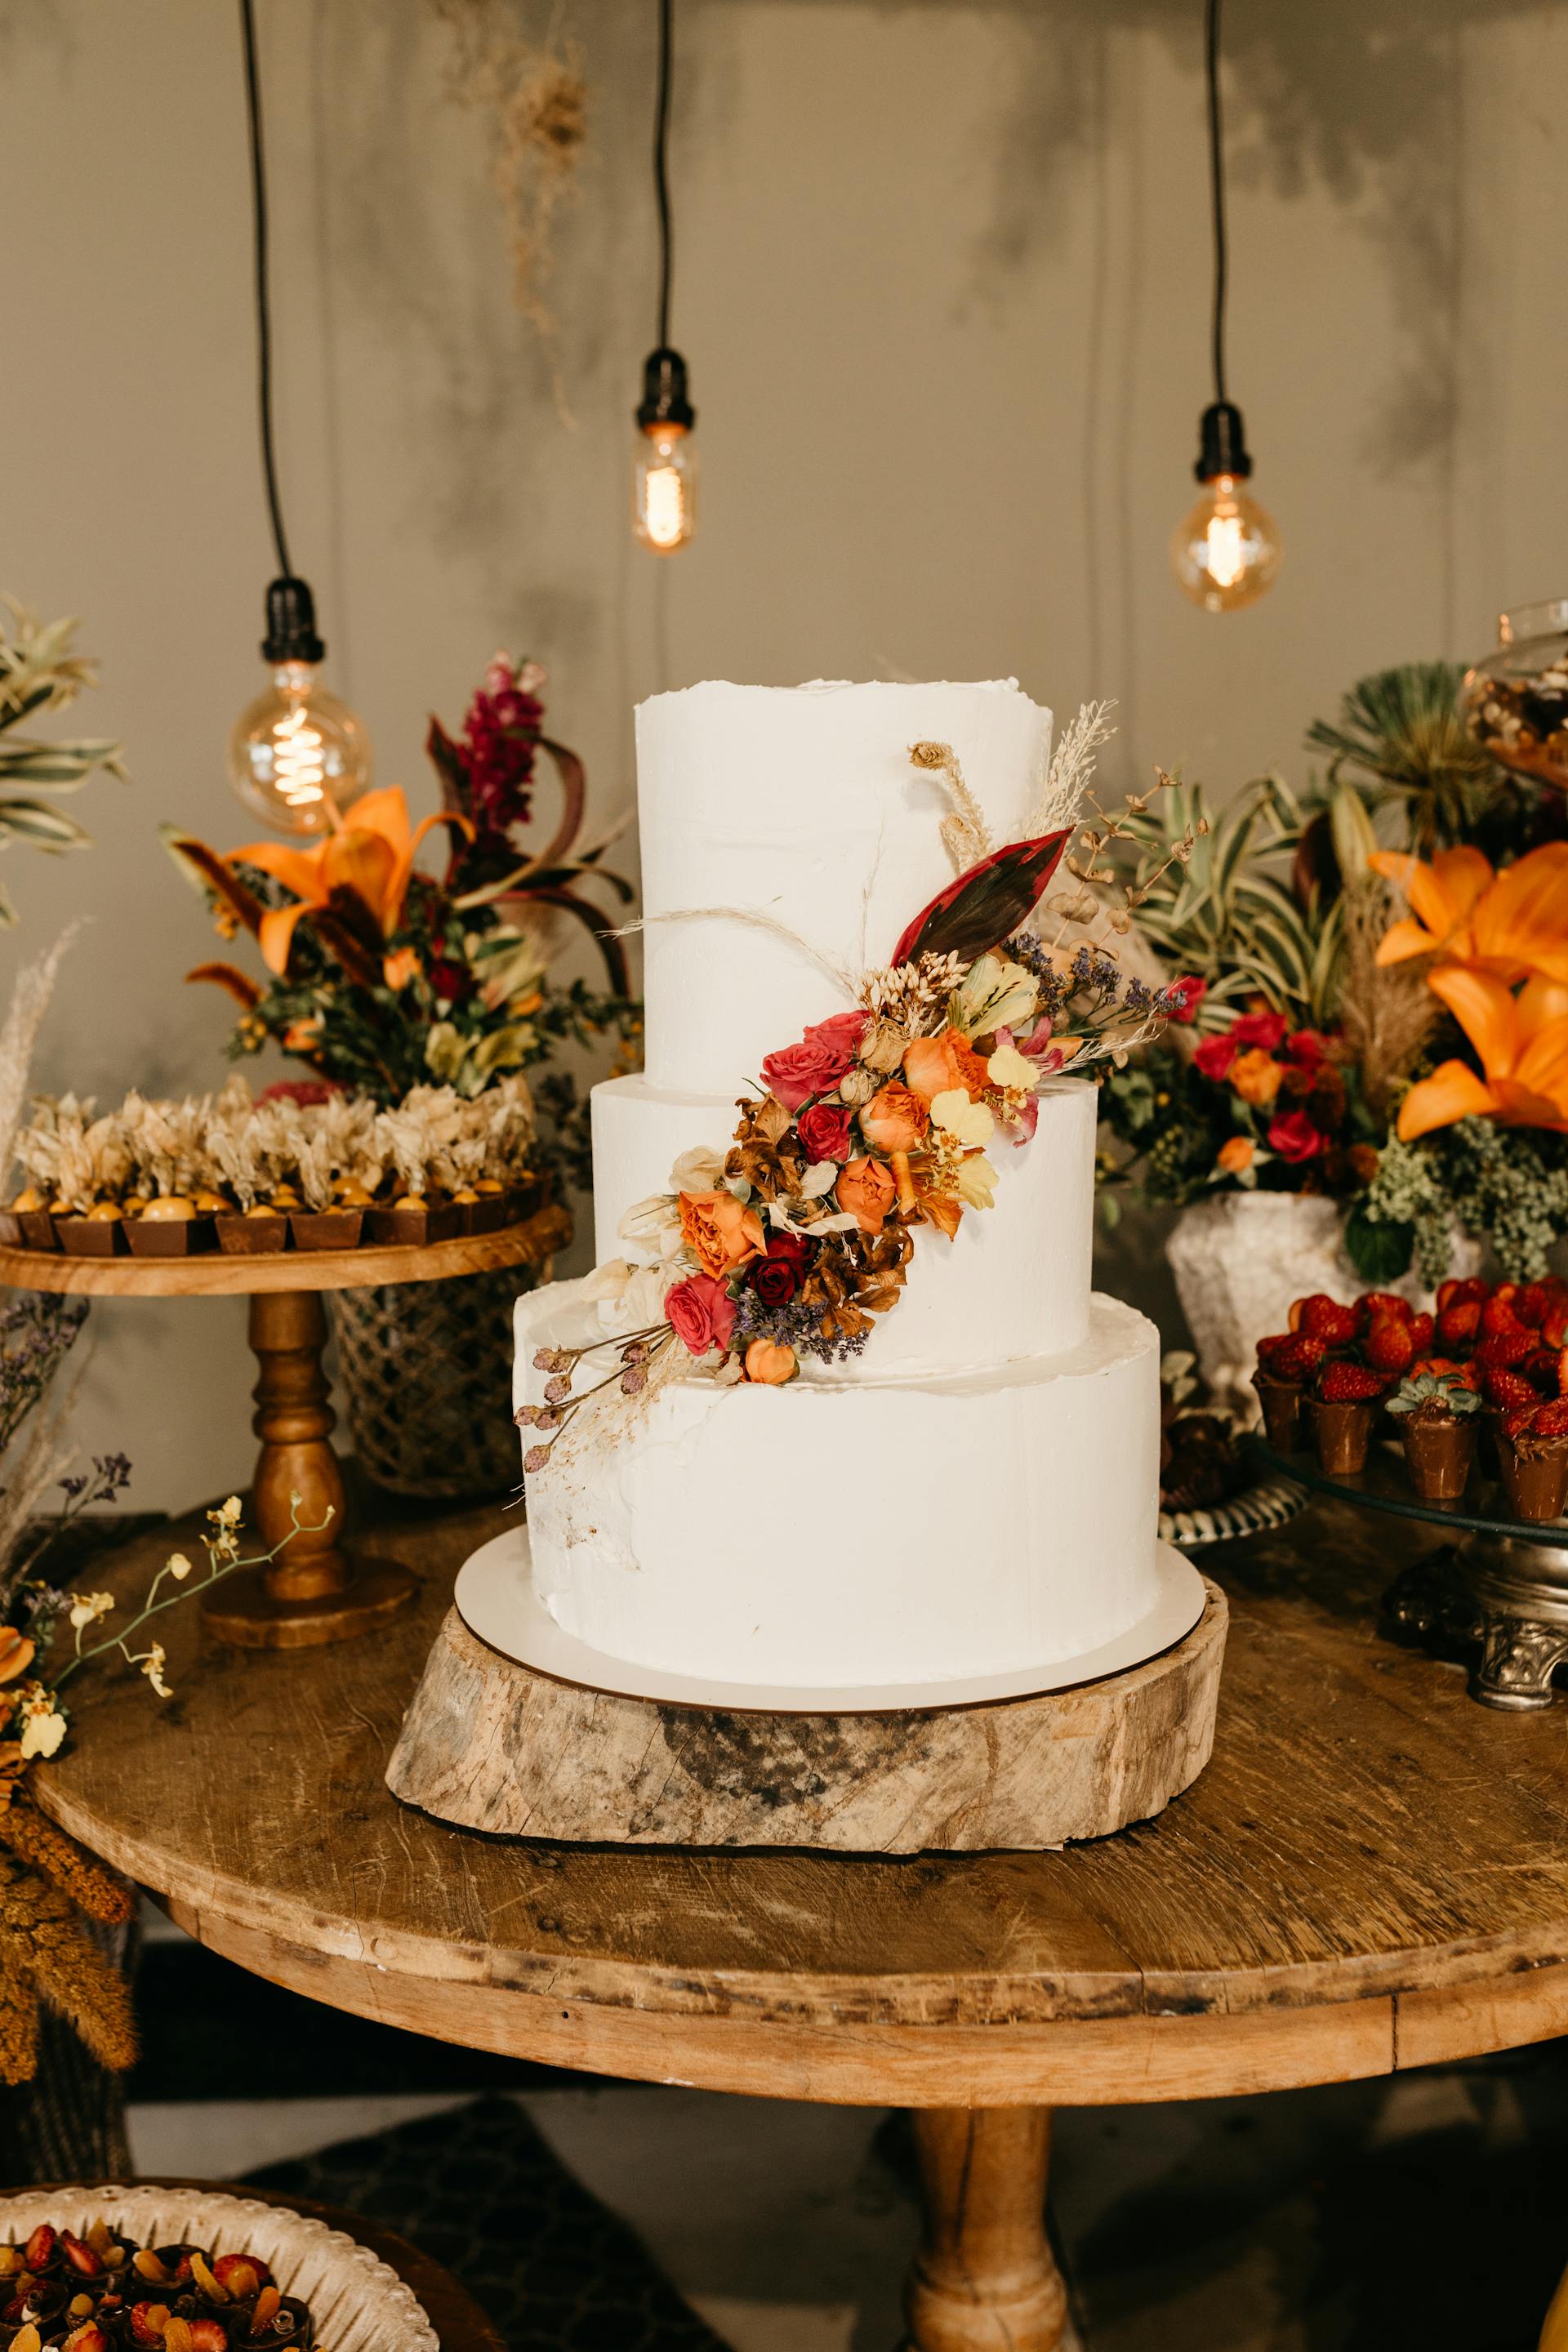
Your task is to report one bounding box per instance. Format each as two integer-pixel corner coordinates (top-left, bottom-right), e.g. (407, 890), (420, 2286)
(1171, 402), (1282, 615)
(228, 577), (372, 835)
(633, 346), (697, 556)
(635, 426), (697, 555)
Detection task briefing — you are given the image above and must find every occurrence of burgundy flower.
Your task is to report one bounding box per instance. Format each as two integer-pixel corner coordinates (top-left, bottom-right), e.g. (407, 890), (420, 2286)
(1193, 1033), (1240, 1082)
(665, 1274), (737, 1357)
(428, 956), (474, 1005)
(760, 1009), (871, 1112)
(1285, 1028), (1331, 1066)
(1267, 1108), (1324, 1163)
(747, 1231), (813, 1307)
(1229, 1009), (1289, 1053)
(796, 1101), (853, 1163)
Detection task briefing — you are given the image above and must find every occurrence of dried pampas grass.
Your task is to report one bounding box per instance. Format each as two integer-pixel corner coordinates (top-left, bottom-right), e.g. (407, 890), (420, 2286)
(1338, 876), (1437, 1116)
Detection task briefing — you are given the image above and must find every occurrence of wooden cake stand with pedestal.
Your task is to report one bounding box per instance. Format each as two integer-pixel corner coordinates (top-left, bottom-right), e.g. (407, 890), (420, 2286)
(0, 1205), (567, 1650)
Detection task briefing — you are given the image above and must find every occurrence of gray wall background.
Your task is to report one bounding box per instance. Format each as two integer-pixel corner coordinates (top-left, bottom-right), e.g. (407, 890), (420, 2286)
(0, 0), (1561, 1506)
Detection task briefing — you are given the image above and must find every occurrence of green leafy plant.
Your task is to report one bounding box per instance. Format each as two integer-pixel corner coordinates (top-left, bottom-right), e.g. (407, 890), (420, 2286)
(0, 603), (124, 922)
(1303, 661), (1499, 853)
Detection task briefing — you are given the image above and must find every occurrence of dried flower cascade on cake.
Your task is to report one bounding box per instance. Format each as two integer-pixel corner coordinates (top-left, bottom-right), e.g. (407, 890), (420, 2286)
(521, 740), (1200, 1464)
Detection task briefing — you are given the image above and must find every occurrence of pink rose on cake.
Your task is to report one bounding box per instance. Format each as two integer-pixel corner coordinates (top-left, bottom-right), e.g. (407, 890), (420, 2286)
(666, 1273), (737, 1357)
(679, 1189), (766, 1278)
(760, 1009), (870, 1111)
(795, 1100), (853, 1163)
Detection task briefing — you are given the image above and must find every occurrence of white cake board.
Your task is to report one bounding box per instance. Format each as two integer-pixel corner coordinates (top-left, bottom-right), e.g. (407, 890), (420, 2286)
(452, 1524), (1207, 1716)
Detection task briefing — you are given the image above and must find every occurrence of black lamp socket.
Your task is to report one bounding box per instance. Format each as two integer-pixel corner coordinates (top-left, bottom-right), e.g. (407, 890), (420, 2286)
(1194, 401), (1254, 483)
(636, 346), (696, 434)
(261, 576), (326, 666)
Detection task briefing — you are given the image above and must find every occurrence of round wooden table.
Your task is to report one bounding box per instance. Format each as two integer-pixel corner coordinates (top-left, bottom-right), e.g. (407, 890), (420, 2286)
(33, 1492), (1568, 2351)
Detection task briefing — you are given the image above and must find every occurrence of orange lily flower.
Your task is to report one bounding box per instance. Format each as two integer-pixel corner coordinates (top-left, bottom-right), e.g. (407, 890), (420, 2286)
(1372, 842), (1568, 986)
(230, 787), (470, 977)
(1396, 967), (1568, 1140)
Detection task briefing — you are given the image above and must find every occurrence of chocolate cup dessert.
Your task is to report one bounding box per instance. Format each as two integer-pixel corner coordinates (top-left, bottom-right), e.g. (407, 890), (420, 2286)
(289, 1207), (364, 1252)
(0, 1209), (22, 1249)
(1307, 1394), (1378, 1475)
(126, 1215), (216, 1258)
(365, 1198), (462, 1247)
(1498, 1432), (1568, 1523)
(1251, 1369), (1302, 1452)
(216, 1212), (291, 1255)
(1400, 1409), (1477, 1503)
(56, 1215), (126, 1258)
(17, 1208), (60, 1251)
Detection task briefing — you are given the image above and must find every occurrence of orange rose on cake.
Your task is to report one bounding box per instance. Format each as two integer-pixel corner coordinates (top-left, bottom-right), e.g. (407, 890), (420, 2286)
(679, 1190), (766, 1278)
(860, 1083), (929, 1153)
(904, 1028), (992, 1104)
(836, 1156), (897, 1233)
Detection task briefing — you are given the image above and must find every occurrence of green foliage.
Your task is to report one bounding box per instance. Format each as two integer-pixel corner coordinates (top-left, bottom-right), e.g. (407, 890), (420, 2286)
(1118, 772), (1350, 1030)
(1343, 1202), (1414, 1282)
(1303, 661), (1496, 852)
(0, 604), (124, 922)
(1359, 1119), (1568, 1284)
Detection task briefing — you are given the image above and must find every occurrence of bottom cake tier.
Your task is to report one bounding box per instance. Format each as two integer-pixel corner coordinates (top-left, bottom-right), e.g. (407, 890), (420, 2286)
(514, 1285), (1163, 1689)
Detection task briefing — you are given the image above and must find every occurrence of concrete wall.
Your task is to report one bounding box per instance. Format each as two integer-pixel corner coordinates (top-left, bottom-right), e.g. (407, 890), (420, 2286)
(0, 0), (1560, 1506)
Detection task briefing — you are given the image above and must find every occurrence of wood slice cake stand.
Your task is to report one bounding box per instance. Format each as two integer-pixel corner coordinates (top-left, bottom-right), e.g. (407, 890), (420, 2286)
(0, 1207), (567, 1649)
(389, 1528), (1226, 1851)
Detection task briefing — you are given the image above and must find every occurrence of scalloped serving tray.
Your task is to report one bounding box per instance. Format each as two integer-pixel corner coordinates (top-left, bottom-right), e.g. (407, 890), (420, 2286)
(0, 2186), (438, 2352)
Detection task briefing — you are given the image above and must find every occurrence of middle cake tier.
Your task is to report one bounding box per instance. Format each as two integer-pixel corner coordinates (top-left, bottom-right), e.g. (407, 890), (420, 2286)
(591, 1071), (1096, 1379)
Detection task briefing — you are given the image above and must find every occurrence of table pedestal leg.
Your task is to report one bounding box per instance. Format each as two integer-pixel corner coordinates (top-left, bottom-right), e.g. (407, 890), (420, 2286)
(203, 1290), (416, 1650)
(905, 2109), (1067, 2352)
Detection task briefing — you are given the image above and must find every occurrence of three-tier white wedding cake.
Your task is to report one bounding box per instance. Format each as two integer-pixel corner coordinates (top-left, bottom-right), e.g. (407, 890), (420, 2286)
(512, 678), (1167, 1692)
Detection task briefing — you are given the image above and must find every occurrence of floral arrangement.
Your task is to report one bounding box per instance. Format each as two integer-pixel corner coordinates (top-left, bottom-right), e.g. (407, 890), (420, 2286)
(0, 1484), (322, 2087)
(166, 655), (641, 1185)
(1094, 660), (1568, 1291)
(0, 602), (125, 926)
(519, 733), (1199, 1465)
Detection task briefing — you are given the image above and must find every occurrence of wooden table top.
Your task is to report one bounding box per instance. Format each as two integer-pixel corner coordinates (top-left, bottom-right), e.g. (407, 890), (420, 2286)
(33, 1494), (1568, 2108)
(0, 1203), (569, 1297)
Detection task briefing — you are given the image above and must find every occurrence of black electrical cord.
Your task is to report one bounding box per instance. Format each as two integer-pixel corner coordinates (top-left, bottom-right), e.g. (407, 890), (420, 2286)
(653, 0), (674, 349)
(1205, 0), (1227, 406)
(239, 0), (293, 581)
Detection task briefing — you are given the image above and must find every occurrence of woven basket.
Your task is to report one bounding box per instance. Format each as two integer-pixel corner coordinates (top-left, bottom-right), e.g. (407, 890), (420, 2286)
(329, 1261), (551, 1503)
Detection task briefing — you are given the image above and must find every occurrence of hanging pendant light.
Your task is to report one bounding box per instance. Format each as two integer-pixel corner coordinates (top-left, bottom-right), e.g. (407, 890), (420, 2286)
(1170, 0), (1281, 614)
(229, 0), (371, 834)
(633, 0), (697, 555)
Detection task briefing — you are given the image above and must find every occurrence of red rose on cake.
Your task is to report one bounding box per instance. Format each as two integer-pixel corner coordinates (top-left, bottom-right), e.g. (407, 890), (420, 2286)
(796, 1100), (853, 1163)
(747, 1231), (813, 1304)
(679, 1189), (766, 1278)
(760, 1009), (871, 1111)
(666, 1273), (737, 1357)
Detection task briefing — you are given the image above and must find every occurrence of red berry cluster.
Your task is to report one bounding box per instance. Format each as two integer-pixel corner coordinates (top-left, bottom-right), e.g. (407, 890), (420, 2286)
(1426, 1275), (1568, 1434)
(1257, 1290), (1437, 1405)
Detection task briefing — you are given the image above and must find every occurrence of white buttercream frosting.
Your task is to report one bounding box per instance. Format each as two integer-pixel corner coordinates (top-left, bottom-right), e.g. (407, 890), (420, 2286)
(636, 679), (1053, 1096)
(515, 1287), (1161, 1687)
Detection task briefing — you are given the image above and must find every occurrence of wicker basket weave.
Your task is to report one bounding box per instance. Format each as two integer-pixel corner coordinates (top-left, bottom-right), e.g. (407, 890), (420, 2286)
(329, 1260), (552, 1503)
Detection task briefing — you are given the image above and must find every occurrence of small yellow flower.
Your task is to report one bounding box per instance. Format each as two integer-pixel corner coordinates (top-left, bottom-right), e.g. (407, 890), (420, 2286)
(18, 1690), (66, 1760)
(929, 1089), (995, 1149)
(167, 1552), (193, 1581)
(986, 1040), (1038, 1094)
(217, 1496), (243, 1526)
(140, 1643), (172, 1700)
(953, 1151), (998, 1211)
(67, 1592), (115, 1632)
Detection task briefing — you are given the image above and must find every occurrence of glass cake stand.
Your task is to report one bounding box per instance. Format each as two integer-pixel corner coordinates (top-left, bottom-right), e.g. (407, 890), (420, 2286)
(1250, 1432), (1568, 1712)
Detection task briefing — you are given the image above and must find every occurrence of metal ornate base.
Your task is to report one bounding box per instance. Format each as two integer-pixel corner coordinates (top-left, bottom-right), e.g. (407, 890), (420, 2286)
(1254, 1437), (1568, 1713)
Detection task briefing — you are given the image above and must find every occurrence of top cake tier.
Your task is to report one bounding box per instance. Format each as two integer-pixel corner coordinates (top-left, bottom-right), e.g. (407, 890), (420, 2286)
(636, 679), (1054, 1096)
